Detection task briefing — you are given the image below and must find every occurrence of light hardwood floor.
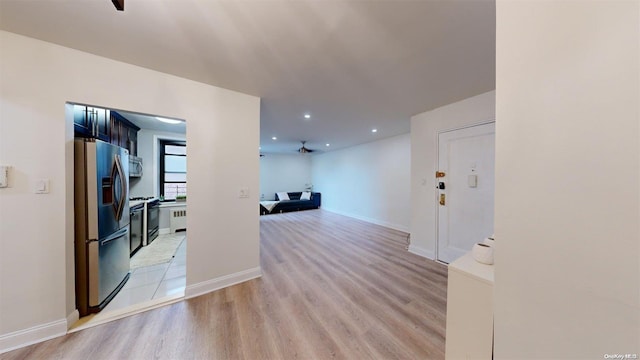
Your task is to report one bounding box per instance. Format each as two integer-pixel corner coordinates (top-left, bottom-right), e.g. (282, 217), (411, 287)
(3, 209), (447, 360)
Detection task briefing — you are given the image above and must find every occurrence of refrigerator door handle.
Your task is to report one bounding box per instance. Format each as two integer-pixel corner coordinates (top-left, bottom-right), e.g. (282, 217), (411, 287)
(112, 154), (127, 221)
(117, 154), (127, 219)
(101, 227), (128, 246)
(110, 159), (119, 219)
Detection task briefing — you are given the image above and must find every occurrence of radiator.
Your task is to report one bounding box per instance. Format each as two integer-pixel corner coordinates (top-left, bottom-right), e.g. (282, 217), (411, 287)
(170, 209), (187, 233)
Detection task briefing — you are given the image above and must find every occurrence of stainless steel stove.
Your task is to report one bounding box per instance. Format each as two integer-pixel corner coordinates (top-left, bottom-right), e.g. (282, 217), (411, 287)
(129, 197), (160, 251)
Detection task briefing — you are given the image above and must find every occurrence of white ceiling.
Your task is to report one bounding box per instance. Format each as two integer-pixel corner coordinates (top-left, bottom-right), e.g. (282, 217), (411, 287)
(0, 0), (495, 154)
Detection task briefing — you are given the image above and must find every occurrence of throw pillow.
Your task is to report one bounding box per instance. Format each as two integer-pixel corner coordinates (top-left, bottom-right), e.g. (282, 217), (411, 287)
(276, 192), (290, 201)
(300, 191), (311, 200)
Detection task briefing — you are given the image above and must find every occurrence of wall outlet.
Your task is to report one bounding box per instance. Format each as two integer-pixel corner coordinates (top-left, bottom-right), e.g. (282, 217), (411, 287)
(35, 179), (50, 194)
(238, 187), (250, 198)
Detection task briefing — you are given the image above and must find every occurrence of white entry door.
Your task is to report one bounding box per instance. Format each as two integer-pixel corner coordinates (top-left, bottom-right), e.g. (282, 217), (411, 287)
(437, 122), (495, 264)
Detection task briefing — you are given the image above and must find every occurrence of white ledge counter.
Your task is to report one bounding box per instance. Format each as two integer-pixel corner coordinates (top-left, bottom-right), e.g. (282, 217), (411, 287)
(445, 252), (495, 359)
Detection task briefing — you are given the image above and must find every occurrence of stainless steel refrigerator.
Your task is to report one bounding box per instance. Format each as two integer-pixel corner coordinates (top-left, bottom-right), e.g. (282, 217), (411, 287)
(74, 139), (131, 316)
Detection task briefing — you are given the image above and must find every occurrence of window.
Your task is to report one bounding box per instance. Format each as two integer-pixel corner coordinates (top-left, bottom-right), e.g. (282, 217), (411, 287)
(160, 140), (186, 200)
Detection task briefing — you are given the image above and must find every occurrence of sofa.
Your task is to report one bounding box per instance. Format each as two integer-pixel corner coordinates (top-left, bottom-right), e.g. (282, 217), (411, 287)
(260, 192), (321, 215)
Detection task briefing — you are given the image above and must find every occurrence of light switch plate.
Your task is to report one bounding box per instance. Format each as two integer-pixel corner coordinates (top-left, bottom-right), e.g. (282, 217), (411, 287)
(239, 187), (250, 198)
(468, 175), (478, 188)
(0, 166), (8, 188)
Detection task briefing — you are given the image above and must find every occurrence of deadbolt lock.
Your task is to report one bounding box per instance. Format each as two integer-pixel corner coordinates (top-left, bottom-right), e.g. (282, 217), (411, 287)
(436, 171), (446, 178)
(439, 194), (446, 206)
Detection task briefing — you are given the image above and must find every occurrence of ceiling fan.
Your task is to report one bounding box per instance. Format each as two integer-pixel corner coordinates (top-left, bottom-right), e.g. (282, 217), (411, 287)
(111, 0), (124, 11)
(298, 141), (315, 154)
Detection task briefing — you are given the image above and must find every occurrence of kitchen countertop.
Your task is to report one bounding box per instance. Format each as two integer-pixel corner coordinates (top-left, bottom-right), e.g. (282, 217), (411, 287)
(130, 200), (145, 208)
(448, 252), (494, 285)
(129, 199), (187, 208)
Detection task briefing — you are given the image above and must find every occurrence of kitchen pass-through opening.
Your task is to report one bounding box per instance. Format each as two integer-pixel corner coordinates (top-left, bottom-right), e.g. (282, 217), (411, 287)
(67, 102), (188, 330)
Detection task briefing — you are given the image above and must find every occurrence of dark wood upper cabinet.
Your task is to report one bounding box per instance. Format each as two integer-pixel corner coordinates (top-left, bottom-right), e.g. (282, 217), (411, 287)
(109, 112), (120, 146)
(73, 104), (139, 156)
(73, 105), (92, 138)
(109, 111), (140, 156)
(119, 121), (129, 149)
(128, 127), (138, 156)
(94, 108), (110, 142)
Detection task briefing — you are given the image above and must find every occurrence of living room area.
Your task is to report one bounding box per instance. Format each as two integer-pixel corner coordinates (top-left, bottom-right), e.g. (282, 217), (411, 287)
(258, 131), (411, 233)
(259, 90), (495, 247)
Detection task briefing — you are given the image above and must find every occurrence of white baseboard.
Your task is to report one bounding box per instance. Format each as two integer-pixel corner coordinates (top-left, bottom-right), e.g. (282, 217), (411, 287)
(408, 244), (435, 260)
(185, 267), (262, 300)
(68, 293), (184, 334)
(0, 318), (67, 354)
(322, 208), (410, 233)
(66, 310), (79, 330)
(159, 228), (170, 235)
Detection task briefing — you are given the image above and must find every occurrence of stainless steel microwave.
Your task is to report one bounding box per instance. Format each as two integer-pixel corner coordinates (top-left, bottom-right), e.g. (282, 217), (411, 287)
(129, 156), (143, 177)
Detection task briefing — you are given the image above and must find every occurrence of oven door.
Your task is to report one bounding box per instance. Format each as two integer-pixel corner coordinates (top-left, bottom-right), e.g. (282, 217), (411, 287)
(130, 205), (143, 255)
(147, 202), (160, 244)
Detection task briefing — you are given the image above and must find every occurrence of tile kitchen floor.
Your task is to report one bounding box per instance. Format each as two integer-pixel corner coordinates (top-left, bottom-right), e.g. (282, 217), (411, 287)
(103, 235), (186, 313)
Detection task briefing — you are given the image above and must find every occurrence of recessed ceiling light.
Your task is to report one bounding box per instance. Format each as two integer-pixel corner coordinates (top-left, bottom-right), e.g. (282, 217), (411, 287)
(304, 114), (311, 119)
(272, 136), (277, 140)
(326, 143), (330, 147)
(155, 116), (182, 124)
(371, 128), (378, 133)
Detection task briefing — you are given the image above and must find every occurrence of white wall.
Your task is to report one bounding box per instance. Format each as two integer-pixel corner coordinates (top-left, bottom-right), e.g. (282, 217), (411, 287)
(409, 91), (495, 259)
(494, 2), (639, 358)
(0, 31), (260, 351)
(130, 128), (186, 198)
(259, 154), (312, 200)
(311, 133), (411, 232)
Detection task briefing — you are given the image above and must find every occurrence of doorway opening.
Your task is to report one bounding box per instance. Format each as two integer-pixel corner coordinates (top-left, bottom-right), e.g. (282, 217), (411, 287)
(67, 103), (188, 330)
(436, 122), (495, 264)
